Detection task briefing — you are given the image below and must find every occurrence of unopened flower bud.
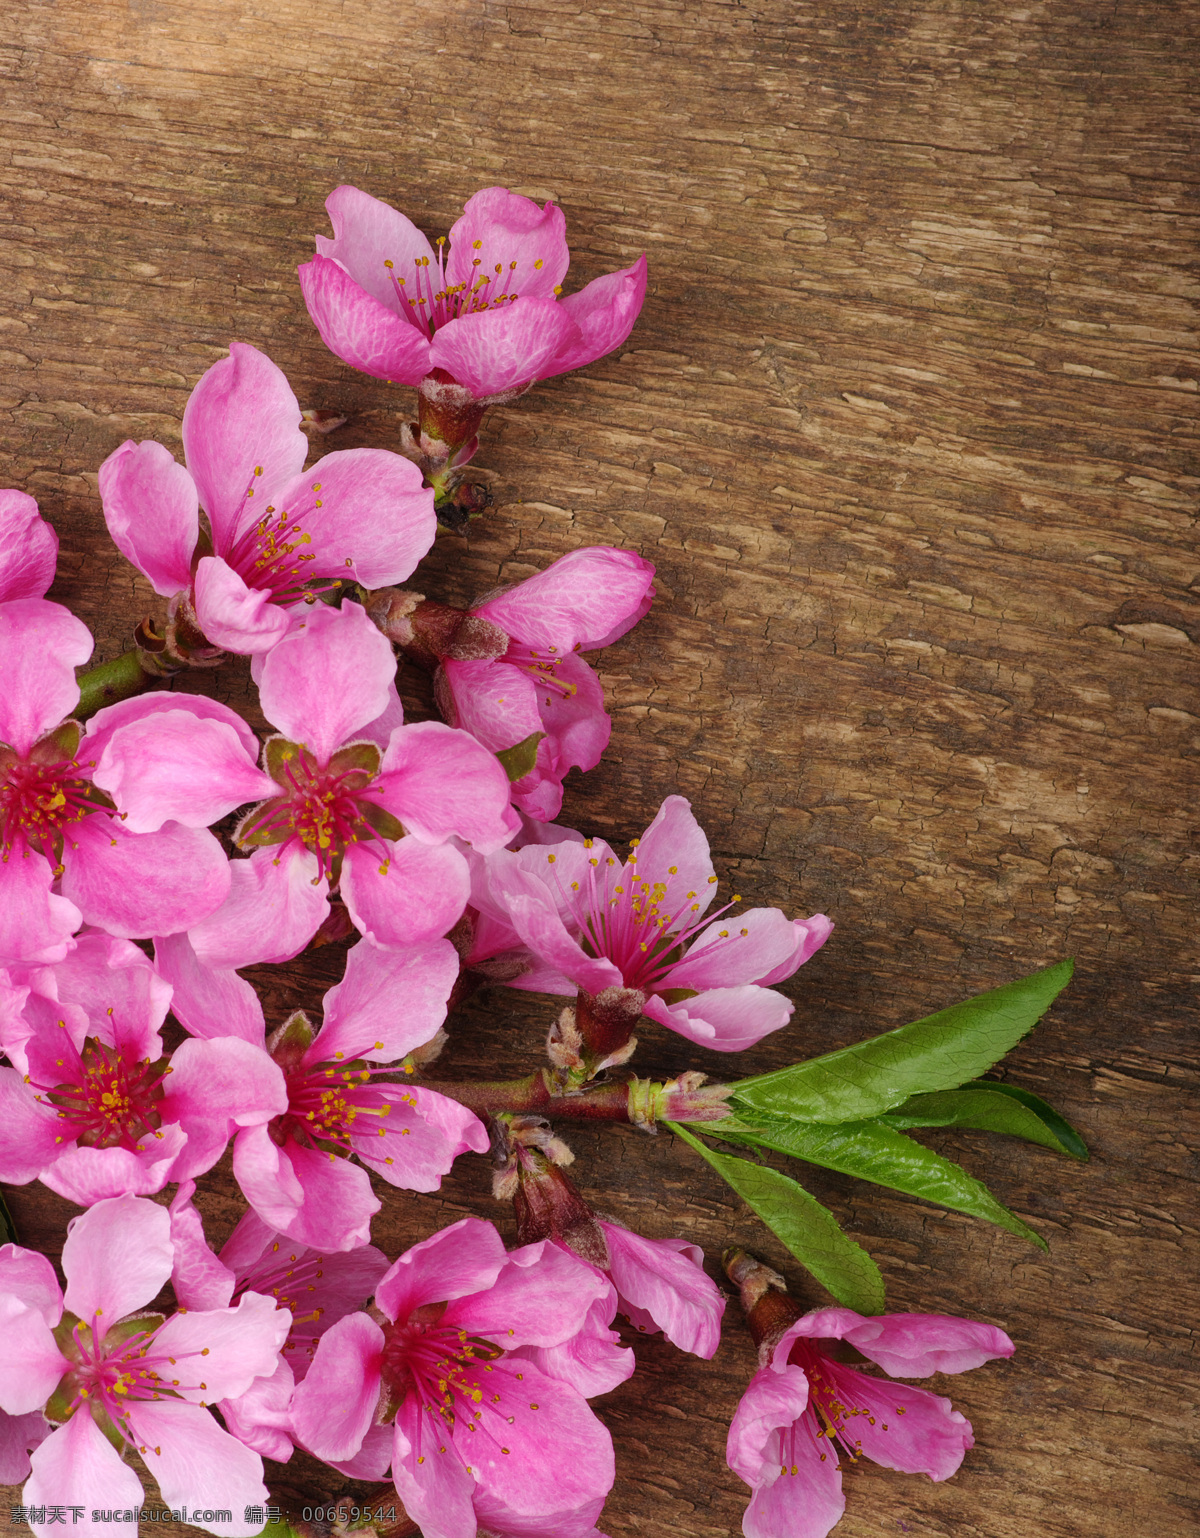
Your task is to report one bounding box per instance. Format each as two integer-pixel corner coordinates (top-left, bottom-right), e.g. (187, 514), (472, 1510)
(367, 586), (425, 646)
(723, 1247), (801, 1360)
(547, 1006), (585, 1071)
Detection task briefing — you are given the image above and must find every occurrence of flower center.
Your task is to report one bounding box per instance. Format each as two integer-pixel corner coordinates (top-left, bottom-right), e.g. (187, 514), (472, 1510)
(381, 1316), (505, 1430)
(0, 751), (108, 871)
(384, 238), (561, 338)
(783, 1340), (907, 1471)
(31, 1037), (170, 1152)
(49, 1312), (215, 1443)
(272, 1055), (416, 1172)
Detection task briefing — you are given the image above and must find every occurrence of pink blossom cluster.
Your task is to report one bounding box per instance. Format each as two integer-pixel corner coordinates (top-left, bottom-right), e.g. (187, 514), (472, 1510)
(0, 184), (1023, 1538)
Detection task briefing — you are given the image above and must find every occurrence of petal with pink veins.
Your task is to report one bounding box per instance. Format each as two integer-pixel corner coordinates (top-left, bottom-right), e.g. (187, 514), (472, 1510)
(93, 710), (277, 832)
(0, 1069), (75, 1182)
(375, 720), (518, 851)
(61, 1194), (175, 1328)
(786, 1308), (1015, 1379)
(446, 188), (570, 302)
(161, 1036), (288, 1181)
(258, 600), (396, 762)
(429, 299), (580, 400)
(290, 1310), (385, 1462)
(0, 1407), (49, 1484)
(80, 691), (261, 775)
(168, 1183), (236, 1312)
(507, 1286), (634, 1399)
(511, 653), (611, 815)
(39, 1123), (188, 1206)
(545, 255), (649, 380)
(740, 1415), (845, 1538)
(632, 796), (716, 918)
(447, 1240), (609, 1350)
(821, 1361), (975, 1480)
(269, 446), (436, 589)
(340, 836), (470, 948)
(390, 1394), (476, 1538)
(352, 1084), (487, 1192)
(219, 1357), (296, 1462)
(192, 555), (292, 654)
(0, 1298), (68, 1415)
(642, 984), (793, 1052)
(150, 1290), (291, 1403)
(97, 439), (198, 596)
(476, 546), (655, 653)
(0, 1246), (63, 1326)
(315, 185), (438, 316)
(439, 657), (542, 753)
(153, 931), (265, 1045)
(25, 1413), (145, 1538)
(51, 930), (173, 1040)
(182, 343), (307, 552)
(187, 846), (328, 970)
(0, 599), (92, 755)
(354, 680), (405, 752)
(129, 1400), (271, 1536)
(502, 887), (622, 998)
(299, 256), (433, 383)
(599, 1223), (724, 1358)
(325, 1420), (392, 1481)
(61, 817), (232, 940)
(0, 854), (80, 967)
(374, 1216), (507, 1325)
(0, 489), (58, 604)
(726, 1363), (811, 1485)
(232, 1126), (379, 1252)
(669, 908), (817, 993)
(754, 914), (834, 987)
(315, 938), (459, 1063)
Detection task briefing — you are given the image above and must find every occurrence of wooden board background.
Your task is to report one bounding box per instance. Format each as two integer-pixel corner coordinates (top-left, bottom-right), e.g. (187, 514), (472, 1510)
(1, 1), (1197, 1535)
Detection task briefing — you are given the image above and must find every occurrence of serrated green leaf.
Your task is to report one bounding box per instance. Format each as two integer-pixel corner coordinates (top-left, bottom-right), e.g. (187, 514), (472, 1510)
(733, 959), (1075, 1123)
(668, 1122), (886, 1314)
(881, 1083), (1088, 1160)
(713, 1110), (1047, 1250)
(495, 731), (545, 782)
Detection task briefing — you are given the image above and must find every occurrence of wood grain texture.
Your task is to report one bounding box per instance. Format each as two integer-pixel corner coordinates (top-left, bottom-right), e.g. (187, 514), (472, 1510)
(1, 1), (1197, 1535)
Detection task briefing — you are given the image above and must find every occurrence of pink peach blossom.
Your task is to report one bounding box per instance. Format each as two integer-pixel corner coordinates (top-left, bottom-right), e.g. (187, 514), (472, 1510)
(98, 343), (435, 654)
(588, 1220), (724, 1359)
(0, 930), (285, 1205)
(727, 1307), (1014, 1538)
(290, 1218), (616, 1538)
(0, 602), (231, 964)
(299, 185), (646, 409)
(0, 1195), (290, 1538)
(92, 602), (518, 963)
(482, 795), (832, 1051)
(0, 489), (58, 603)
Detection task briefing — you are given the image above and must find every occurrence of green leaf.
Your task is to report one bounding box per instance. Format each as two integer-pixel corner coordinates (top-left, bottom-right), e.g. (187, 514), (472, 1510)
(668, 1122), (886, 1314)
(733, 959), (1075, 1123)
(495, 731), (545, 782)
(713, 1110), (1047, 1250)
(882, 1083), (1088, 1160)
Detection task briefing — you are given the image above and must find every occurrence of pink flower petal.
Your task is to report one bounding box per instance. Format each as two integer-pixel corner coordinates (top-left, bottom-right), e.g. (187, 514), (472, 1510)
(511, 651), (610, 812)
(315, 937), (459, 1063)
(642, 984), (793, 1052)
(232, 1126), (379, 1251)
(0, 489), (57, 603)
(374, 1216), (507, 1325)
(182, 343), (307, 552)
(161, 1036), (288, 1181)
(340, 837), (470, 948)
(187, 846), (328, 970)
(375, 720), (517, 851)
(429, 299), (580, 399)
(153, 932), (266, 1046)
(325, 1420), (392, 1481)
(476, 546), (655, 653)
(192, 555), (292, 654)
(25, 1413), (144, 1538)
(669, 907), (817, 993)
(598, 1222), (724, 1358)
(740, 1414), (845, 1538)
(355, 680), (406, 751)
(0, 599), (92, 755)
(821, 1361), (975, 1480)
(168, 1182), (237, 1312)
(789, 1308), (1015, 1379)
(449, 1241), (609, 1350)
(218, 1357), (295, 1462)
(446, 188), (570, 302)
(315, 185), (438, 318)
(633, 795), (716, 916)
(39, 1125), (187, 1205)
(0, 1069), (65, 1182)
(93, 709), (277, 832)
(62, 1194), (174, 1328)
(726, 1362), (811, 1485)
(258, 600), (396, 762)
(289, 1310), (385, 1461)
(51, 929), (173, 1040)
(97, 439), (198, 596)
(0, 1407), (49, 1484)
(80, 691), (262, 775)
(502, 884), (622, 998)
(268, 446), (436, 589)
(127, 1400), (271, 1536)
(300, 256), (433, 383)
(0, 854), (80, 967)
(0, 1298), (68, 1415)
(150, 1290), (290, 1402)
(391, 1394), (476, 1538)
(754, 914), (834, 987)
(439, 657), (543, 753)
(546, 255), (648, 379)
(353, 1084), (487, 1192)
(0, 1246), (63, 1326)
(507, 1287), (634, 1399)
(61, 817), (231, 940)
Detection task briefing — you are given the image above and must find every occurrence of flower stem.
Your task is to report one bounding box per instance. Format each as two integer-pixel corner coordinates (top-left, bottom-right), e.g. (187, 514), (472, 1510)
(428, 1071), (634, 1121)
(74, 648), (159, 721)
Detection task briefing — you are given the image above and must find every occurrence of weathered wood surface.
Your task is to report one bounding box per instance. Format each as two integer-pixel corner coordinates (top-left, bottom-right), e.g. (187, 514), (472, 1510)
(1, 1), (1197, 1534)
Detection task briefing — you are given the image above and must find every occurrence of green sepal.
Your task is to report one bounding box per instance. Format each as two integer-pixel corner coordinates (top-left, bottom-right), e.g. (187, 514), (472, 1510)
(495, 731), (545, 782)
(669, 1122), (886, 1315)
(263, 734), (306, 782)
(733, 959), (1075, 1123)
(881, 1082), (1088, 1160)
(714, 1109), (1047, 1250)
(658, 987), (700, 1005)
(328, 741), (382, 780)
(359, 799), (406, 843)
(267, 1010), (316, 1069)
(32, 720), (83, 764)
